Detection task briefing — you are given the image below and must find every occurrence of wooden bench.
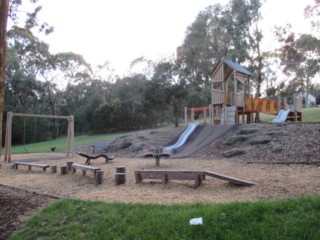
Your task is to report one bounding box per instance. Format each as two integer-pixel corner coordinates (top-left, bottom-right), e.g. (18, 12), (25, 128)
(71, 163), (101, 177)
(11, 162), (50, 171)
(135, 170), (205, 188)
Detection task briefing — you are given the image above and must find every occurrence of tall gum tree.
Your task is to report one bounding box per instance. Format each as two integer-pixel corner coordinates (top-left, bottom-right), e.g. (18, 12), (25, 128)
(0, 0), (9, 158)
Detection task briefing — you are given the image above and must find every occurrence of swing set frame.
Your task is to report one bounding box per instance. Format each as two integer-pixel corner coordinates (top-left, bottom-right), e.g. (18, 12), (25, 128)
(4, 112), (75, 163)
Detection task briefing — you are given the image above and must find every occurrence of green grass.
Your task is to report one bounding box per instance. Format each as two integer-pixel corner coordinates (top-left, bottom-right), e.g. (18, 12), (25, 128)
(11, 133), (123, 154)
(260, 107), (320, 123)
(300, 107), (320, 122)
(10, 196), (320, 240)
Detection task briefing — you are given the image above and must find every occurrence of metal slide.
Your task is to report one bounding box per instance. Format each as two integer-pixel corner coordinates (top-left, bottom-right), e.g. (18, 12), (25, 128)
(272, 109), (291, 123)
(163, 123), (199, 153)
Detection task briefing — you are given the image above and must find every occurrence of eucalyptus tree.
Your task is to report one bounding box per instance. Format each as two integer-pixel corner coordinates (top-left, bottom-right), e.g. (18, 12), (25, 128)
(0, 0), (9, 153)
(5, 26), (50, 113)
(39, 52), (92, 116)
(144, 61), (173, 125)
(145, 59), (187, 127)
(275, 25), (320, 107)
(177, 0), (263, 91)
(114, 74), (148, 128)
(305, 0), (320, 32)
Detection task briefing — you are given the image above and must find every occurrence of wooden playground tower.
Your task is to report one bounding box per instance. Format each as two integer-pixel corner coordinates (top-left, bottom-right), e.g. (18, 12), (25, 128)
(184, 60), (302, 124)
(210, 60), (252, 125)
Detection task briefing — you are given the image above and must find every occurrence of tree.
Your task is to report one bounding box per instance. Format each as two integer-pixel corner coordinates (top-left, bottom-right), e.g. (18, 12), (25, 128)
(145, 61), (172, 125)
(5, 26), (49, 113)
(305, 0), (320, 32)
(275, 25), (320, 107)
(0, 0), (9, 156)
(116, 74), (148, 128)
(176, 0), (264, 124)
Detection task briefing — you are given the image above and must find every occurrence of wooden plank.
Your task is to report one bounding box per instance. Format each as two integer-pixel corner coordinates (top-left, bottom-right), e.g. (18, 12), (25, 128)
(71, 163), (100, 172)
(11, 112), (71, 120)
(12, 162), (50, 171)
(134, 170), (204, 187)
(203, 171), (254, 186)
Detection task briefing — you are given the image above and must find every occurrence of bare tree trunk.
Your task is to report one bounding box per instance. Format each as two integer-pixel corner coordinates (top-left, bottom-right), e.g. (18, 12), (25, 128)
(0, 0), (9, 159)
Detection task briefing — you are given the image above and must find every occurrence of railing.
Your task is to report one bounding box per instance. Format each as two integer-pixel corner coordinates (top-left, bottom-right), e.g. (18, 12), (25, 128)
(212, 90), (224, 104)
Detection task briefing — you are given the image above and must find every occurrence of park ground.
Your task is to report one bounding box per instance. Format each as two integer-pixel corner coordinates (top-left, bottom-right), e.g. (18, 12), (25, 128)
(0, 122), (319, 239)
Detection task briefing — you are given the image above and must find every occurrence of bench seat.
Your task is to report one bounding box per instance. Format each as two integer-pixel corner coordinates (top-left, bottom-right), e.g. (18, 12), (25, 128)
(11, 162), (50, 171)
(135, 170), (205, 188)
(71, 163), (101, 177)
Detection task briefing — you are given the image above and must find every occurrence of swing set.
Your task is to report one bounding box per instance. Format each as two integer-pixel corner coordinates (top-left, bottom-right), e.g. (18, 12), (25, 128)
(4, 112), (75, 163)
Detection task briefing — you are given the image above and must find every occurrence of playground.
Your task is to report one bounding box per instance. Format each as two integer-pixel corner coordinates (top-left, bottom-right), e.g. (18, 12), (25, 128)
(0, 60), (318, 238)
(0, 123), (319, 203)
(1, 122), (320, 238)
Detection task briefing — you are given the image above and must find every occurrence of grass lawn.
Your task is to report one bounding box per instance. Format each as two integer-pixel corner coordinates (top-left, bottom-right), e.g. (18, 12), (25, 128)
(260, 107), (320, 122)
(10, 196), (320, 240)
(10, 108), (319, 154)
(10, 133), (123, 154)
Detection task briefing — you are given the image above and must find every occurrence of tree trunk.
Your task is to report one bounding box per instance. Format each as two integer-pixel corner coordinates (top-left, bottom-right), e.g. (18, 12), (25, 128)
(0, 0), (9, 159)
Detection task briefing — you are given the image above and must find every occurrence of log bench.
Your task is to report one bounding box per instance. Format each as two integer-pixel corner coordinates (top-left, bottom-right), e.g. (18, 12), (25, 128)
(11, 162), (50, 171)
(135, 170), (205, 188)
(71, 163), (104, 184)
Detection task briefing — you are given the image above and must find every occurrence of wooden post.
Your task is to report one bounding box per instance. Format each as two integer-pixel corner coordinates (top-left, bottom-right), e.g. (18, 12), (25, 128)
(184, 107), (188, 123)
(50, 165), (57, 173)
(203, 108), (207, 124)
(115, 166), (126, 185)
(60, 166), (68, 175)
(155, 154), (160, 167)
(67, 161), (73, 171)
(67, 115), (74, 157)
(95, 170), (104, 185)
(4, 112), (12, 162)
(115, 173), (126, 185)
(116, 166), (126, 173)
(191, 108), (194, 122)
(233, 70), (237, 107)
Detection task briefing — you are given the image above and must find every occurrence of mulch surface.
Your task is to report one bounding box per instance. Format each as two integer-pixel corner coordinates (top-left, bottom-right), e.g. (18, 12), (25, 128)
(0, 184), (57, 240)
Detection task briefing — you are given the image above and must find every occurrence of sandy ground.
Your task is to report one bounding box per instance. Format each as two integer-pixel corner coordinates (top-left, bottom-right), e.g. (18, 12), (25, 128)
(1, 153), (320, 204)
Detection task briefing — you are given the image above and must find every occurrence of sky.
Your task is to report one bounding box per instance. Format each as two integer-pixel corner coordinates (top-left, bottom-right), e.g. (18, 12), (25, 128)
(20, 0), (316, 75)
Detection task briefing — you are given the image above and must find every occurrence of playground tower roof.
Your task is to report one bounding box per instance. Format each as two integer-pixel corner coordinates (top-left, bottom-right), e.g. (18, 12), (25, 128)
(211, 60), (252, 77)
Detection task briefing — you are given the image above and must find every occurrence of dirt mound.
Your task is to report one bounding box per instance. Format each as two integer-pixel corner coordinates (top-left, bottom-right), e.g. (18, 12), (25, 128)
(80, 123), (320, 164)
(194, 123), (320, 163)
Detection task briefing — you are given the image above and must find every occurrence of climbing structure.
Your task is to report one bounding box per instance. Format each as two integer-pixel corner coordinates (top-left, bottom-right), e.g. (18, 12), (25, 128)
(210, 60), (252, 125)
(209, 60), (302, 125)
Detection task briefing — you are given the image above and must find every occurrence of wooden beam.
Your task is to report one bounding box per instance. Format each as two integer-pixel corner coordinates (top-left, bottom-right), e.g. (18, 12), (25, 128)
(203, 171), (255, 186)
(10, 112), (71, 120)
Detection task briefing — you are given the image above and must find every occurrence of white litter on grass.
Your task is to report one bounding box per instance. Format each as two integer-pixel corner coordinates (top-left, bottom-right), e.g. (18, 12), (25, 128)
(189, 217), (203, 225)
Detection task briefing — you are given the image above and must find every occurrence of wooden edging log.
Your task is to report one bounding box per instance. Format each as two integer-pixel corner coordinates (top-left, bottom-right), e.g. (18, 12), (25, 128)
(246, 161), (320, 165)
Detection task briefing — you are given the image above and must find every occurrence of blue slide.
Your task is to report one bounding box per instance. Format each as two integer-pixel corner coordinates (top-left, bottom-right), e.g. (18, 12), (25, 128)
(272, 109), (291, 123)
(163, 123), (199, 153)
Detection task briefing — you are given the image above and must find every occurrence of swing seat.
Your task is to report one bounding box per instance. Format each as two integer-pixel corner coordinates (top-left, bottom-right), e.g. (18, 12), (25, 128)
(78, 152), (115, 165)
